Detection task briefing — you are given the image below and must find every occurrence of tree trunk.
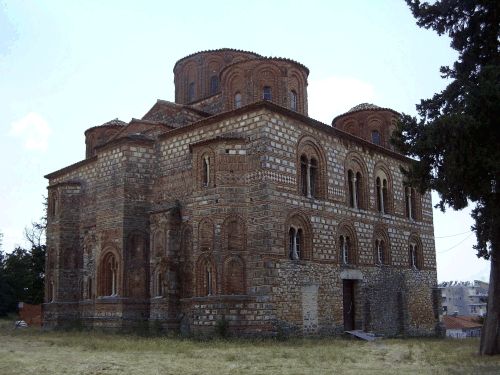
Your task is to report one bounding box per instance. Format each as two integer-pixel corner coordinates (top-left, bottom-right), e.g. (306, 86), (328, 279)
(480, 193), (500, 355)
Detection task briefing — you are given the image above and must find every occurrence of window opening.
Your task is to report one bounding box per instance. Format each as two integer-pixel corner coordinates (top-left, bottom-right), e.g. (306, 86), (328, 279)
(263, 86), (272, 101)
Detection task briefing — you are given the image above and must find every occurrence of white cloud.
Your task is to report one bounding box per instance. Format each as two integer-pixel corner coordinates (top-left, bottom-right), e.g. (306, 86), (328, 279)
(308, 76), (376, 124)
(9, 112), (51, 151)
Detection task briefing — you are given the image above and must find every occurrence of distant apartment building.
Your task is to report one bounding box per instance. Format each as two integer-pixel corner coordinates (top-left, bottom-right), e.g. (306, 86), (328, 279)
(439, 280), (488, 317)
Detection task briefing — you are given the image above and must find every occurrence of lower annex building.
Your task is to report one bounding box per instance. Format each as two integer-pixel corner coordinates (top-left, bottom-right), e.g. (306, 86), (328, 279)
(44, 48), (440, 336)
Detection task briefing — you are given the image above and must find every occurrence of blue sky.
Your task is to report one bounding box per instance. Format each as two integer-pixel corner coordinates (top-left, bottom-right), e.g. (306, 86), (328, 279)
(0, 0), (490, 282)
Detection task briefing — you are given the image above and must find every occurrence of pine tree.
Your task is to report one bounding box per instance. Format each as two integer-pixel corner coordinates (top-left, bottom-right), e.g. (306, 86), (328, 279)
(394, 0), (500, 354)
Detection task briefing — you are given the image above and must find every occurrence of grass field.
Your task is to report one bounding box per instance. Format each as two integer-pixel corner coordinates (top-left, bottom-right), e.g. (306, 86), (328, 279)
(1, 320), (499, 374)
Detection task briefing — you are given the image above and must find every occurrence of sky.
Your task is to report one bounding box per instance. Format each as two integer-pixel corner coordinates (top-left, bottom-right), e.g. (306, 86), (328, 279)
(0, 0), (490, 283)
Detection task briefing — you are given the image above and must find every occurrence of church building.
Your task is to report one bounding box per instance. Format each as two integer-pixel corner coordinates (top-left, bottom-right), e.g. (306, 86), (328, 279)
(44, 48), (440, 336)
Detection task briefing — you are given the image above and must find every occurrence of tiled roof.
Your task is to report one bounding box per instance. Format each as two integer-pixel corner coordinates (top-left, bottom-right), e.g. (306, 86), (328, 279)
(443, 315), (483, 330)
(331, 103), (400, 125)
(220, 56), (310, 76)
(348, 103), (381, 112)
(84, 118), (127, 134)
(173, 48), (262, 70)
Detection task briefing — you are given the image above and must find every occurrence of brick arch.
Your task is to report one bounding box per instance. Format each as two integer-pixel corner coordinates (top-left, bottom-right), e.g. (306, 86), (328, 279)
(341, 118), (360, 136)
(179, 60), (198, 103)
(205, 56), (224, 96)
(344, 151), (369, 210)
(373, 161), (394, 214)
(97, 247), (122, 297)
(285, 211), (313, 260)
(222, 67), (246, 109)
(288, 69), (308, 114)
(372, 225), (391, 265)
(250, 62), (283, 104)
(366, 114), (385, 144)
(221, 214), (246, 253)
(223, 255), (246, 295)
(195, 254), (217, 296)
(408, 233), (424, 269)
(336, 222), (359, 265)
(198, 217), (214, 252)
(297, 135), (328, 199)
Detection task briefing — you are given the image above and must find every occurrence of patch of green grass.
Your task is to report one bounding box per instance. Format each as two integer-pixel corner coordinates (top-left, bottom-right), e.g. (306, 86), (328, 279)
(1, 319), (500, 375)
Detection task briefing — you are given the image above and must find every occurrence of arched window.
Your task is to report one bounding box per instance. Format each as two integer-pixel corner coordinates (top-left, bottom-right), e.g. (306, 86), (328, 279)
(210, 75), (219, 95)
(375, 239), (385, 265)
(263, 86), (272, 101)
(408, 235), (423, 269)
(405, 187), (419, 220)
(371, 130), (381, 145)
(382, 179), (388, 213)
(348, 170), (355, 207)
(376, 177), (382, 212)
(338, 226), (357, 265)
(286, 213), (312, 261)
(87, 277), (93, 299)
(299, 155), (319, 198)
(290, 90), (297, 111)
(154, 269), (163, 297)
(288, 227), (304, 260)
(347, 170), (363, 208)
(340, 235), (350, 265)
(188, 82), (195, 102)
(234, 92), (242, 108)
(410, 242), (418, 269)
(376, 177), (389, 214)
(300, 155), (308, 196)
(202, 155), (210, 187)
(100, 252), (119, 296)
(196, 256), (216, 296)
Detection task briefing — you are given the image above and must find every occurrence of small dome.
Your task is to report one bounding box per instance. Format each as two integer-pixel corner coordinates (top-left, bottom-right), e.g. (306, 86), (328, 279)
(347, 103), (381, 113)
(100, 118), (127, 127)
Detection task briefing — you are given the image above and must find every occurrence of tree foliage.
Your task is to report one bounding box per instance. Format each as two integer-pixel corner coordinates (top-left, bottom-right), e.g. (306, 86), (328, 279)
(394, 0), (499, 355)
(0, 245), (46, 316)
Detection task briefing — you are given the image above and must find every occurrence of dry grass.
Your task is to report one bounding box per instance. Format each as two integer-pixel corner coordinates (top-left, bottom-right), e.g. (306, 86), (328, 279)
(1, 319), (499, 374)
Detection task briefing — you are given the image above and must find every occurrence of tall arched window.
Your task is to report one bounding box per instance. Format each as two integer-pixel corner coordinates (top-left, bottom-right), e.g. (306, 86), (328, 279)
(87, 277), (93, 299)
(288, 227), (304, 260)
(371, 130), (381, 145)
(409, 241), (422, 269)
(154, 269), (163, 297)
(405, 187), (419, 220)
(340, 235), (350, 265)
(299, 155), (319, 198)
(196, 256), (216, 296)
(375, 239), (385, 265)
(290, 90), (297, 111)
(263, 86), (272, 100)
(202, 155), (210, 187)
(376, 177), (389, 214)
(234, 92), (242, 108)
(210, 75), (219, 95)
(100, 252), (118, 296)
(347, 170), (363, 208)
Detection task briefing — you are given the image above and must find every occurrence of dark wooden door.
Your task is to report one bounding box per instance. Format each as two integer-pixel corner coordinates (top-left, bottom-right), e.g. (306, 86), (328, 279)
(343, 280), (355, 331)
